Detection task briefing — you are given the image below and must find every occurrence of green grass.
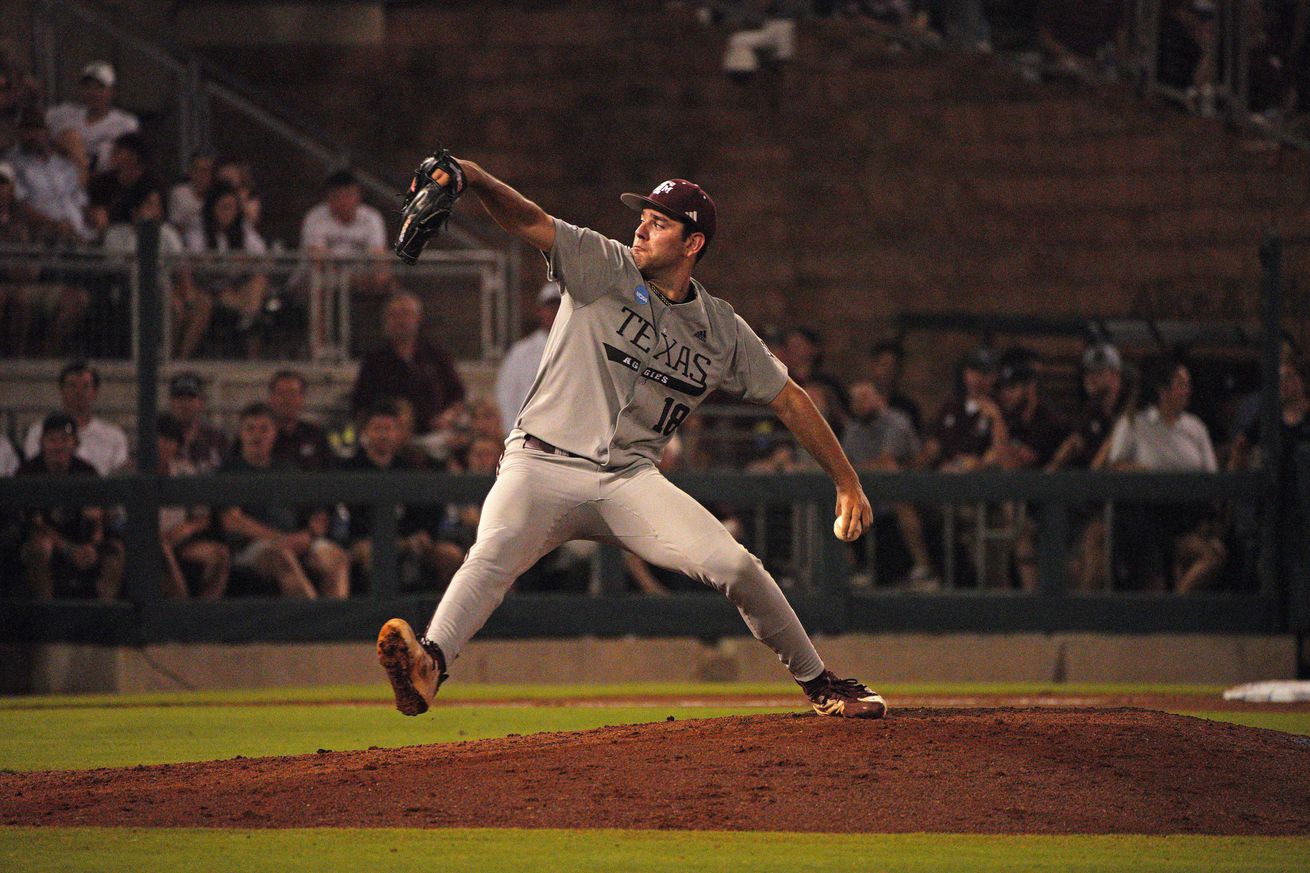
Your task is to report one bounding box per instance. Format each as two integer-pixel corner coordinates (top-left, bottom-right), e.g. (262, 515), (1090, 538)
(1184, 711), (1310, 737)
(0, 704), (795, 772)
(1, 829), (1307, 872)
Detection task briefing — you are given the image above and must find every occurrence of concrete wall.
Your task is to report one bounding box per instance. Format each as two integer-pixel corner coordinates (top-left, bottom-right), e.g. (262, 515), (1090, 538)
(6, 633), (1297, 693)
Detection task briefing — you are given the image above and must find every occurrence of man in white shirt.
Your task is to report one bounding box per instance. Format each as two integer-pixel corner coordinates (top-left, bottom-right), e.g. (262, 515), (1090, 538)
(7, 107), (91, 243)
(24, 360), (129, 476)
(299, 168), (390, 349)
(494, 280), (561, 430)
(46, 62), (140, 178)
(1103, 358), (1224, 592)
(300, 169), (387, 258)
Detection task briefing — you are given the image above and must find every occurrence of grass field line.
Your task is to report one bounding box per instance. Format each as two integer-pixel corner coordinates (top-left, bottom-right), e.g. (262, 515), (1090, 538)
(1, 827), (1307, 872)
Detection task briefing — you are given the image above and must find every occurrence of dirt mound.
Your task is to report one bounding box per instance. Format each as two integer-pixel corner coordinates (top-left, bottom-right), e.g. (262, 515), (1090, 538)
(3, 708), (1309, 834)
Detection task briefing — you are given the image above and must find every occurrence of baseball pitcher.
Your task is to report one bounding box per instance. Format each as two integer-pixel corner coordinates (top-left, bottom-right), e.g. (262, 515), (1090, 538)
(379, 149), (886, 719)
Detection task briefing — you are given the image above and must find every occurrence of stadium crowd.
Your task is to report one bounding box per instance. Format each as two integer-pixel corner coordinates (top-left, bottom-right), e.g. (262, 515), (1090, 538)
(0, 47), (394, 361)
(1, 306), (1305, 602)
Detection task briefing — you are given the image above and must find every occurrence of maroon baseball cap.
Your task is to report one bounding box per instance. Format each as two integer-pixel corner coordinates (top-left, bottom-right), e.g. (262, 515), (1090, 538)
(621, 179), (717, 248)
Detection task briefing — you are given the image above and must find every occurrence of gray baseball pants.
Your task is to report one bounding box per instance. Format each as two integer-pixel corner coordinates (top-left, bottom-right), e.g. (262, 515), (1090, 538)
(422, 441), (826, 681)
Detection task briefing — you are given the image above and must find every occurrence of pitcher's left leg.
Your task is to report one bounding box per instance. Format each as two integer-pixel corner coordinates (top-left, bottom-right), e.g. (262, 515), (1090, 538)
(597, 465), (824, 681)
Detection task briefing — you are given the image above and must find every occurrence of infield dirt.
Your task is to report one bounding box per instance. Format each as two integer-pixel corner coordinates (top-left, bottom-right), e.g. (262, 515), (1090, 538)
(3, 706), (1309, 834)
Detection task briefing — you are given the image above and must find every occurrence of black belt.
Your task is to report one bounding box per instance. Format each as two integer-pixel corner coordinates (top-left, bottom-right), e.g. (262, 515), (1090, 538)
(523, 434), (580, 458)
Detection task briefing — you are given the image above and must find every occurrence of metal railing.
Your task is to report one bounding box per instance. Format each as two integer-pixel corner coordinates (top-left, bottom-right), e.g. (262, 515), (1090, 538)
(0, 242), (510, 365)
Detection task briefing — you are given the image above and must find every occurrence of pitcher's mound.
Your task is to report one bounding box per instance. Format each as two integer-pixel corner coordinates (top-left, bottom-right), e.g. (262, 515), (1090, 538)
(3, 707), (1309, 833)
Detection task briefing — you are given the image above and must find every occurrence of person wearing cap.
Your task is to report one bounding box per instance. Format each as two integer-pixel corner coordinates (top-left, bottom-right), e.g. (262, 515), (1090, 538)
(494, 280), (563, 431)
(1049, 342), (1128, 471)
(16, 412), (125, 600)
(166, 373), (229, 473)
(377, 159), (887, 721)
(917, 345), (1009, 472)
(23, 361), (129, 476)
(6, 104), (93, 243)
(990, 348), (1071, 591)
(1048, 343), (1130, 591)
(993, 348), (1068, 471)
(45, 61), (140, 179)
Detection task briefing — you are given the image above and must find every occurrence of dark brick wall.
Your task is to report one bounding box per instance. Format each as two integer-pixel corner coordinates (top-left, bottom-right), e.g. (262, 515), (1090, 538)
(202, 2), (1310, 408)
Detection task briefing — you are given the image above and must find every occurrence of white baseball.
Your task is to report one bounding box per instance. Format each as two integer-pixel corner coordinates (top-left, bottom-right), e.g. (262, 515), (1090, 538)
(833, 516), (849, 541)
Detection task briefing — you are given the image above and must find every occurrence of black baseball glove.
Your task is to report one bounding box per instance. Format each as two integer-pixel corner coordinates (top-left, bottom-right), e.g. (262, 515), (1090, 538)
(394, 148), (465, 264)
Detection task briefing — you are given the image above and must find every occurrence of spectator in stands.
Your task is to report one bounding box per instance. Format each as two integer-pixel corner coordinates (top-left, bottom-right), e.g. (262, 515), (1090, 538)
(1050, 343), (1129, 470)
(24, 360), (129, 475)
(16, 412), (124, 600)
(868, 337), (922, 433)
(341, 401), (461, 590)
(267, 369), (334, 471)
(991, 348), (1070, 591)
(495, 280), (561, 431)
(300, 168), (390, 284)
(214, 158), (265, 243)
(156, 412), (229, 600)
(780, 327), (848, 434)
(390, 395), (439, 469)
(1102, 357), (1224, 592)
(917, 346), (1007, 471)
(186, 180), (270, 351)
(87, 132), (158, 232)
(0, 51), (41, 156)
(167, 150), (216, 239)
(1049, 342), (1131, 591)
(1230, 356), (1310, 473)
(218, 402), (349, 598)
(993, 348), (1068, 470)
(102, 182), (211, 360)
(437, 433), (503, 558)
(166, 372), (229, 473)
(842, 379), (939, 589)
(7, 105), (93, 243)
(0, 158), (44, 356)
(0, 431), (18, 476)
(1231, 354), (1310, 590)
(350, 290), (466, 434)
(45, 62), (139, 181)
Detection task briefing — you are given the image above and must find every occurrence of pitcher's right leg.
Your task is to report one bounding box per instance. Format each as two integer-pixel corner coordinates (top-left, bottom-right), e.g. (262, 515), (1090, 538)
(421, 451), (585, 663)
(379, 451), (584, 714)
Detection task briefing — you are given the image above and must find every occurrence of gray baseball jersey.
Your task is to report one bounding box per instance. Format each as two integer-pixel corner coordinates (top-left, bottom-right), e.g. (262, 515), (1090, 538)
(511, 218), (788, 466)
(421, 216), (826, 682)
